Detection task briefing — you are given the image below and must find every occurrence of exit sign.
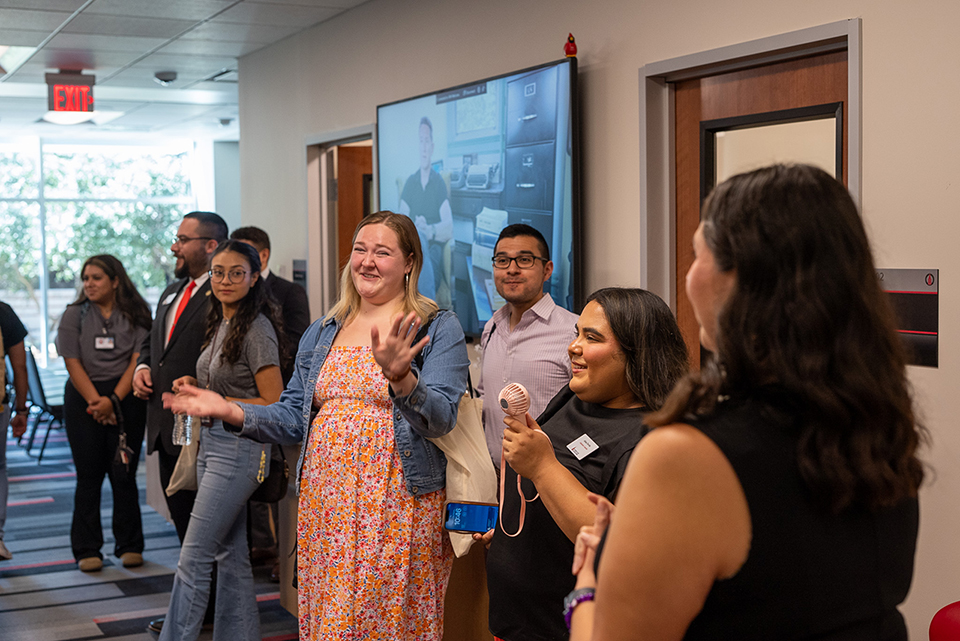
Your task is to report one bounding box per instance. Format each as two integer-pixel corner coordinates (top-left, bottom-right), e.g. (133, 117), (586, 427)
(45, 72), (95, 112)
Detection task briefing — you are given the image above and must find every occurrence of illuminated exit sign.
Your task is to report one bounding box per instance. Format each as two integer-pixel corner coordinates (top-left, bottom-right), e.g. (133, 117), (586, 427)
(45, 72), (95, 112)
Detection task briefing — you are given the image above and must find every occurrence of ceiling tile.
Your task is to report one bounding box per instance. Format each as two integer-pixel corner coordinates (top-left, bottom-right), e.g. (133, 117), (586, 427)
(7, 59), (123, 82)
(0, 28), (49, 47)
(250, 0), (367, 7)
(178, 19), (300, 44)
(41, 47), (141, 70)
(156, 38), (258, 58)
(0, 0), (86, 11)
(216, 2), (341, 28)
(136, 52), (238, 71)
(61, 13), (196, 38)
(46, 33), (169, 53)
(0, 8), (74, 31)
(84, 0), (236, 22)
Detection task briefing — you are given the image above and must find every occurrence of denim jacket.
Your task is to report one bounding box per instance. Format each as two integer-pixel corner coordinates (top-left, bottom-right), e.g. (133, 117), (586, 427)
(237, 310), (469, 497)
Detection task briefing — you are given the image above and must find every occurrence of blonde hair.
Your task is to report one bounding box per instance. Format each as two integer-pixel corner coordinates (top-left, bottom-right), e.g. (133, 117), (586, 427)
(325, 211), (439, 324)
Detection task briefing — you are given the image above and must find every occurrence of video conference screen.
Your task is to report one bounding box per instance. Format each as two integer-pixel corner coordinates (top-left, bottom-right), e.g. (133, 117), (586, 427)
(377, 58), (580, 336)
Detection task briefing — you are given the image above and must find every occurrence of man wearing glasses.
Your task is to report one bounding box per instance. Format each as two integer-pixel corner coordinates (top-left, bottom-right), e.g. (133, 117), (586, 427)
(132, 212), (226, 632)
(477, 224), (578, 468)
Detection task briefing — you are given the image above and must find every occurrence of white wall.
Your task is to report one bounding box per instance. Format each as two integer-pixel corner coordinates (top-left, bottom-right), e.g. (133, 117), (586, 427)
(237, 0), (960, 633)
(213, 140), (242, 228)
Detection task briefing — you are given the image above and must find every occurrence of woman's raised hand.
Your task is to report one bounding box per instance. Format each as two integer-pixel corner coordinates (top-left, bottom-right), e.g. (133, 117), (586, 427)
(371, 312), (430, 381)
(162, 384), (238, 423)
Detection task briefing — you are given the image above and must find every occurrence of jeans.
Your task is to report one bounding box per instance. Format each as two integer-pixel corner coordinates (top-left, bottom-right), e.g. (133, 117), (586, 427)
(0, 403), (10, 540)
(160, 421), (269, 641)
(64, 379), (146, 560)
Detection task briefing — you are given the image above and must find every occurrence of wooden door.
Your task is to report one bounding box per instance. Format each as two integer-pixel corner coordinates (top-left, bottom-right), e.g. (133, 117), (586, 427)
(674, 51), (848, 368)
(337, 145), (373, 270)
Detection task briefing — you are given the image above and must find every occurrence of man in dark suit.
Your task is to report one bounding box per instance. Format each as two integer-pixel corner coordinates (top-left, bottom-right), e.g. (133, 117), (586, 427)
(230, 226), (310, 384)
(230, 226), (310, 579)
(133, 212), (227, 538)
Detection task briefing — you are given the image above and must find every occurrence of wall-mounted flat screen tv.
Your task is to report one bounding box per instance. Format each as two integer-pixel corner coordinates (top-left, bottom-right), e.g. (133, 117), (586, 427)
(377, 57), (581, 336)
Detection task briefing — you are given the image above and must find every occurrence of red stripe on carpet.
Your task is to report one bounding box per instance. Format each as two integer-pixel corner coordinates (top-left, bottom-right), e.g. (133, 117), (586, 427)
(1, 558), (76, 571)
(7, 496), (55, 506)
(93, 606), (169, 623)
(9, 471), (76, 482)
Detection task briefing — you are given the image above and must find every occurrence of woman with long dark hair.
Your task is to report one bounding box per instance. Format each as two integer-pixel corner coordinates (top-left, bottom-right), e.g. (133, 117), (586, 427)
(485, 287), (688, 641)
(159, 240), (285, 641)
(568, 165), (925, 641)
(164, 212), (469, 640)
(56, 254), (152, 571)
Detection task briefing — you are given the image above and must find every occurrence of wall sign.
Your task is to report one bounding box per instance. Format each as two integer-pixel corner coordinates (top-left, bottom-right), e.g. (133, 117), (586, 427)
(45, 72), (95, 112)
(877, 268), (938, 368)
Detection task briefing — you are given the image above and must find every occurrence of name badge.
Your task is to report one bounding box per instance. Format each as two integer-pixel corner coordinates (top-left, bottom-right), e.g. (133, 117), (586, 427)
(163, 292), (177, 305)
(566, 433), (599, 460)
(94, 335), (116, 350)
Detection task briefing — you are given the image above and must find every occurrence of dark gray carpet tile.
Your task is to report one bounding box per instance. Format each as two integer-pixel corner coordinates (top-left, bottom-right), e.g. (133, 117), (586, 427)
(113, 574), (175, 598)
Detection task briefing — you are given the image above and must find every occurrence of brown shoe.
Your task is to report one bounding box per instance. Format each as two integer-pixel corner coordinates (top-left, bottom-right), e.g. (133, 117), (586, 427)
(120, 552), (143, 568)
(78, 557), (103, 572)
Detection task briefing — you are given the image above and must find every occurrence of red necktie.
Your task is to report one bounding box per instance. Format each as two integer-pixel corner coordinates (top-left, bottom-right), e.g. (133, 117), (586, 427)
(168, 280), (196, 342)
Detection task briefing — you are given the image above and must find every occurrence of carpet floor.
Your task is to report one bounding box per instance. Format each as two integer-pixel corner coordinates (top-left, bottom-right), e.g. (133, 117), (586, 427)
(0, 425), (299, 641)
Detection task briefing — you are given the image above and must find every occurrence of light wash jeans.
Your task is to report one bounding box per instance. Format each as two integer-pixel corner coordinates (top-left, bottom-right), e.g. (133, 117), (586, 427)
(0, 403), (10, 540)
(160, 421), (269, 641)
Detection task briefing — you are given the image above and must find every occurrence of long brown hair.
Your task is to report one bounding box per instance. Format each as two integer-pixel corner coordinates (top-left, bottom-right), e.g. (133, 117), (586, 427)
(325, 211), (438, 324)
(585, 288), (688, 410)
(204, 240), (287, 369)
(73, 254), (152, 331)
(648, 164), (926, 512)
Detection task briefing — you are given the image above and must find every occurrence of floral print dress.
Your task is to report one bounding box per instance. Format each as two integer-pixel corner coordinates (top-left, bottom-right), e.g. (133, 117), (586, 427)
(297, 346), (452, 640)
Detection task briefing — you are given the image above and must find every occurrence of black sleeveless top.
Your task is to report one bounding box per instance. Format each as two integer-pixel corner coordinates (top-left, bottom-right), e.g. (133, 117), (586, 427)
(675, 387), (918, 640)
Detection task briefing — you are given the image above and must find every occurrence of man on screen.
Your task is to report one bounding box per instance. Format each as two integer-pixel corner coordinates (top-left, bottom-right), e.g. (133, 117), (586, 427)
(399, 116), (453, 307)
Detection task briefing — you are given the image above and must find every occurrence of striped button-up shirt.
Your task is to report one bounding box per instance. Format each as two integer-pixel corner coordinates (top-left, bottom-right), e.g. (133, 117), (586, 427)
(477, 294), (579, 467)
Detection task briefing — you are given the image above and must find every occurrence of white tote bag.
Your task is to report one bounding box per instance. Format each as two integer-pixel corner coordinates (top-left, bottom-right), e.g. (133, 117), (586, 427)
(428, 389), (497, 557)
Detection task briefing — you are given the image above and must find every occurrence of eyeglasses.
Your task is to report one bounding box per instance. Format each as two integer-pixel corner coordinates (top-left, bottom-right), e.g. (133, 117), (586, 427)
(492, 254), (548, 270)
(209, 268), (249, 283)
(173, 235), (213, 246)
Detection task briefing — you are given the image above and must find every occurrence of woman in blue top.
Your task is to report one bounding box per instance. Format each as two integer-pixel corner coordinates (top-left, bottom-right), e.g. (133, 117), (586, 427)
(166, 212), (469, 641)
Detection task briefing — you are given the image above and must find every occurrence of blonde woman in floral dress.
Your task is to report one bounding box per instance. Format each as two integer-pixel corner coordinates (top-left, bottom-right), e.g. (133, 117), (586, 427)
(165, 211), (469, 640)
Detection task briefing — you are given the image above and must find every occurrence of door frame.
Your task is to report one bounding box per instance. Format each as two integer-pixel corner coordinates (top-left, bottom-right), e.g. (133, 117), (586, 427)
(305, 124), (376, 314)
(637, 18), (862, 310)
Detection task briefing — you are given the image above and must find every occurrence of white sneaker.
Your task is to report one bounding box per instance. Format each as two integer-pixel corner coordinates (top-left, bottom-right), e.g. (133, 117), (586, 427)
(0, 540), (12, 561)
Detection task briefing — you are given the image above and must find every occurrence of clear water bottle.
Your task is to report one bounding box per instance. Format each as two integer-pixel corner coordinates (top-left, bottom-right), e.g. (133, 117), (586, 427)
(173, 413), (194, 446)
